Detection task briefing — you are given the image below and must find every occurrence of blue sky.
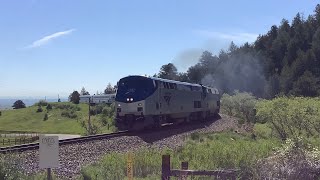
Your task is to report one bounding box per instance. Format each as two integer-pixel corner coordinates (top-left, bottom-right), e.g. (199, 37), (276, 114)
(0, 0), (318, 98)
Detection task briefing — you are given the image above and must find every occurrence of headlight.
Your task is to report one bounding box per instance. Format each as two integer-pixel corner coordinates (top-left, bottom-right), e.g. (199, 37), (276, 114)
(118, 104), (121, 107)
(127, 98), (129, 101)
(130, 98), (133, 101)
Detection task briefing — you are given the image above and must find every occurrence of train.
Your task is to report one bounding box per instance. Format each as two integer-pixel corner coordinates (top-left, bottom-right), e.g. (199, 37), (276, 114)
(79, 94), (116, 105)
(114, 75), (221, 131)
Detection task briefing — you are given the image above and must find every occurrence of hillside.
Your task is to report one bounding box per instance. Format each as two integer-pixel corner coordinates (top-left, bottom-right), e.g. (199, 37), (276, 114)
(0, 102), (111, 135)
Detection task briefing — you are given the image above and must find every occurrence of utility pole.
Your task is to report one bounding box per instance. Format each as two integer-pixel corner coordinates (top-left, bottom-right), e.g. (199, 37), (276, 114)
(88, 97), (92, 135)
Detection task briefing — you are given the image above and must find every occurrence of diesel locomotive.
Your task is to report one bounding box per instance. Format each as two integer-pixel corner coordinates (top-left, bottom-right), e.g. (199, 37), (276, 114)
(114, 75), (220, 131)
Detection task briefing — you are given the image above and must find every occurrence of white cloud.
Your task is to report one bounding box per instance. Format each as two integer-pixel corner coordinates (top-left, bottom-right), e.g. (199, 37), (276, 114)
(194, 30), (258, 43)
(25, 29), (75, 49)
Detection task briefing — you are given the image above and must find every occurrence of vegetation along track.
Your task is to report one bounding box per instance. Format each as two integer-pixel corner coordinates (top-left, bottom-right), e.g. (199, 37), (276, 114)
(3, 114), (250, 179)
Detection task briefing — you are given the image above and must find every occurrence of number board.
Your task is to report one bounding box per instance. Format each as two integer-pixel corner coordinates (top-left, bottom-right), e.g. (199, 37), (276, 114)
(39, 135), (59, 169)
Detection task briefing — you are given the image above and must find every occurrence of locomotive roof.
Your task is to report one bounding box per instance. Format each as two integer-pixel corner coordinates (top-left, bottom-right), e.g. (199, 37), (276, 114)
(122, 75), (218, 90)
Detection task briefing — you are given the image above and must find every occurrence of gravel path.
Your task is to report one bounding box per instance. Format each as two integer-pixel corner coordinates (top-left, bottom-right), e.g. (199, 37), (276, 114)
(6, 114), (252, 179)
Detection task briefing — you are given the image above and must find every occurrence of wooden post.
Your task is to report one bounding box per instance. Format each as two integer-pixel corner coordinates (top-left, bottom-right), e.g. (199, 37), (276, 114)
(180, 162), (188, 180)
(47, 168), (52, 180)
(162, 155), (170, 180)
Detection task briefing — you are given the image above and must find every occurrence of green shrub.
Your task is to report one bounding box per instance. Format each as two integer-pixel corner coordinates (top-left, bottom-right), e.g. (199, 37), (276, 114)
(46, 104), (53, 111)
(36, 106), (43, 113)
(61, 110), (77, 119)
(190, 132), (200, 140)
(0, 111), (1, 116)
(221, 90), (258, 123)
(255, 96), (320, 140)
(52, 103), (81, 111)
(80, 133), (280, 179)
(36, 100), (48, 106)
(43, 113), (48, 121)
(0, 154), (26, 179)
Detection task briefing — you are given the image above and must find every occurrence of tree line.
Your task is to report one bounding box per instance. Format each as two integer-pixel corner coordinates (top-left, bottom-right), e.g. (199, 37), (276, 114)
(155, 4), (320, 99)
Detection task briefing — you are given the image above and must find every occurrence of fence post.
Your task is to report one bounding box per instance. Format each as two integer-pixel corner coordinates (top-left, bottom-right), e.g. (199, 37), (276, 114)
(162, 155), (171, 180)
(180, 162), (188, 180)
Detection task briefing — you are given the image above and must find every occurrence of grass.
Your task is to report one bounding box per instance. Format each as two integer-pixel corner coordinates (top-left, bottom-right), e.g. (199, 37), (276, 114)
(0, 102), (113, 135)
(79, 132), (281, 180)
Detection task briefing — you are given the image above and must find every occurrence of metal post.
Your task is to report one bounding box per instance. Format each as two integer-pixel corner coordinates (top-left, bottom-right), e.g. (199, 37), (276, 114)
(162, 155), (170, 180)
(88, 97), (91, 135)
(47, 168), (52, 180)
(180, 162), (188, 180)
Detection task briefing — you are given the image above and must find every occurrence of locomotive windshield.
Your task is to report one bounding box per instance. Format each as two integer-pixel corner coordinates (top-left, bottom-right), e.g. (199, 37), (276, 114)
(115, 76), (157, 103)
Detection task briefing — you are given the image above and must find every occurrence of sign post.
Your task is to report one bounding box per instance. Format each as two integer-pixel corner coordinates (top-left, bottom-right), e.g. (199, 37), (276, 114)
(127, 152), (133, 180)
(39, 135), (59, 180)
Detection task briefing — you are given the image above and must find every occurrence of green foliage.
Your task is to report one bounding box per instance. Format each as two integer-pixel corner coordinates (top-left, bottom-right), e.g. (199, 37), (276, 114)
(255, 96), (320, 140)
(90, 104), (105, 116)
(190, 132), (200, 140)
(0, 153), (25, 179)
(221, 91), (258, 123)
(35, 100), (48, 106)
(43, 113), (48, 121)
(80, 119), (101, 135)
(12, 100), (26, 109)
(46, 104), (52, 111)
(0, 111), (1, 116)
(61, 110), (77, 119)
(80, 87), (90, 95)
(157, 63), (178, 80)
(257, 137), (320, 179)
(52, 103), (81, 111)
(36, 106), (43, 113)
(69, 91), (80, 104)
(80, 133), (279, 180)
(104, 83), (116, 94)
(253, 123), (273, 139)
(0, 102), (99, 134)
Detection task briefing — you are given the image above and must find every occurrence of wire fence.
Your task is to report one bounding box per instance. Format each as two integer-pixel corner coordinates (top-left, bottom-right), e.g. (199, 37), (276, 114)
(0, 132), (39, 146)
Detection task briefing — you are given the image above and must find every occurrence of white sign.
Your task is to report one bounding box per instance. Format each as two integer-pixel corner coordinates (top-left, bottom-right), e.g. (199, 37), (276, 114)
(39, 135), (59, 169)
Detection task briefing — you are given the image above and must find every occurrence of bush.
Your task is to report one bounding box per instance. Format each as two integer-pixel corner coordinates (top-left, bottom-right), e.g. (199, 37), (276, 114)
(255, 96), (320, 141)
(61, 110), (77, 119)
(102, 105), (115, 118)
(256, 138), (320, 179)
(46, 104), (52, 111)
(36, 100), (48, 106)
(80, 133), (279, 179)
(0, 154), (25, 179)
(12, 100), (26, 109)
(221, 90), (258, 123)
(0, 111), (1, 116)
(43, 113), (48, 121)
(36, 106), (43, 113)
(52, 103), (81, 111)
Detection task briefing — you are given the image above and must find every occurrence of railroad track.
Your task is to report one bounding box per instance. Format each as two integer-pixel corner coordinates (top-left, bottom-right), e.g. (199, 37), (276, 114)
(0, 131), (130, 154)
(0, 116), (221, 154)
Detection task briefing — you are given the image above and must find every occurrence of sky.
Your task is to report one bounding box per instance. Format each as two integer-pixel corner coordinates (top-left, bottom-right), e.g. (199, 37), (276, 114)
(0, 0), (319, 99)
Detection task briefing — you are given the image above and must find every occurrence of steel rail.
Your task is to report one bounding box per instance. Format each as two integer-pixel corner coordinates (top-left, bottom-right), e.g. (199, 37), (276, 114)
(0, 131), (129, 153)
